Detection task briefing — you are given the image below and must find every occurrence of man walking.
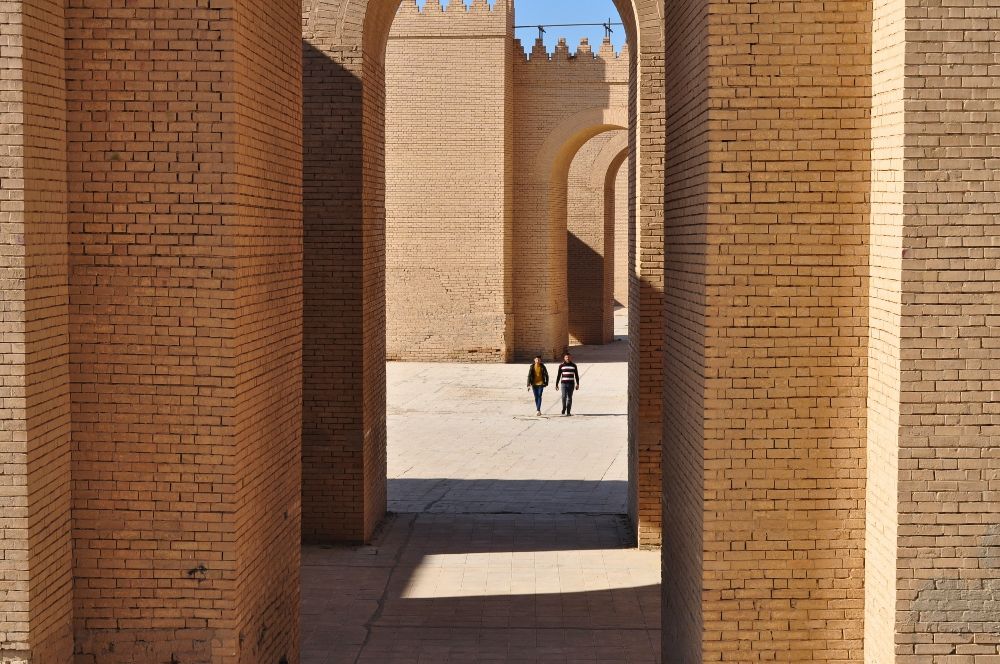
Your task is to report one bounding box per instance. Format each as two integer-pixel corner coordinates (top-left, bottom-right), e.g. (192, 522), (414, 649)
(556, 353), (581, 416)
(526, 355), (549, 416)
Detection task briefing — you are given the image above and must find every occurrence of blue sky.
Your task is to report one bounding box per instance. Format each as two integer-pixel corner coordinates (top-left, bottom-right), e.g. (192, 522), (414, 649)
(413, 0), (627, 53)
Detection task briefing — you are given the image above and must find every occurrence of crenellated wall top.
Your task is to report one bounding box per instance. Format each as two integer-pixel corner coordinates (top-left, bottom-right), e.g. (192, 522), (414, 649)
(514, 37), (629, 82)
(390, 0), (512, 39)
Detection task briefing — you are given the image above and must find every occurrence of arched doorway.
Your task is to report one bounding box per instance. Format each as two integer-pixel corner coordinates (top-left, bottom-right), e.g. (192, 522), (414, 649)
(301, 0), (665, 548)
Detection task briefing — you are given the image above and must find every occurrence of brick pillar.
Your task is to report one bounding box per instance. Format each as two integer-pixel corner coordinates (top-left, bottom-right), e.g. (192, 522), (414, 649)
(65, 2), (302, 661)
(868, 2), (1000, 661)
(0, 3), (73, 662)
(302, 0), (389, 543)
(663, 1), (870, 659)
(630, 27), (665, 549)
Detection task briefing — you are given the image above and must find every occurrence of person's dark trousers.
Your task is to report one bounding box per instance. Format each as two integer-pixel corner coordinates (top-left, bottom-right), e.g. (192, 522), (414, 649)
(532, 385), (544, 411)
(561, 383), (575, 415)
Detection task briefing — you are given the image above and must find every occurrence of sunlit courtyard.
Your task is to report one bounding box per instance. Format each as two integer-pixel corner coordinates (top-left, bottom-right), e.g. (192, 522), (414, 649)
(301, 310), (661, 663)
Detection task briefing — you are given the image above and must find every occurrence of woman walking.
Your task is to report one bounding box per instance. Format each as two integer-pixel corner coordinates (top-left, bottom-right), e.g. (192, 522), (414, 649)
(526, 355), (549, 416)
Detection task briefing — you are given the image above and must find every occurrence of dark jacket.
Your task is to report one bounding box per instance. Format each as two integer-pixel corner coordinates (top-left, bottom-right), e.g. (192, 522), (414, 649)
(556, 362), (580, 388)
(527, 363), (549, 388)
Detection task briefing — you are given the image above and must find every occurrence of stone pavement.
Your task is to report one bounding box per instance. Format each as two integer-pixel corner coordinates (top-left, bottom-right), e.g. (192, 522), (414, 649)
(302, 310), (661, 662)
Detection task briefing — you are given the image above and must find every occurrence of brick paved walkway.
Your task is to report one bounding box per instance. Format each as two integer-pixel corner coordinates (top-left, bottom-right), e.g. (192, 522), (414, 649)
(302, 310), (661, 662)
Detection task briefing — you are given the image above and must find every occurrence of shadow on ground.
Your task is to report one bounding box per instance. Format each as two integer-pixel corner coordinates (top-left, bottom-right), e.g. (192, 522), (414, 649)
(302, 513), (661, 664)
(389, 478), (628, 516)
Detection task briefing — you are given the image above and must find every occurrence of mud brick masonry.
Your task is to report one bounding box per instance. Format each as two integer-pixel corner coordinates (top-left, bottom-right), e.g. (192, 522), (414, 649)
(2, 0), (1000, 663)
(384, 2), (630, 362)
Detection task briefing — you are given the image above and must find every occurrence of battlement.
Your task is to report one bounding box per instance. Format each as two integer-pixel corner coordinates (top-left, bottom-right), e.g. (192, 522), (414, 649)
(515, 36), (627, 63)
(390, 0), (512, 39)
(514, 36), (629, 81)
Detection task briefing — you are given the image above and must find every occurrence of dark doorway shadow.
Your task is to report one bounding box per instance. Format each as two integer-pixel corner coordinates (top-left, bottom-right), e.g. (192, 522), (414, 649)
(568, 231), (609, 345)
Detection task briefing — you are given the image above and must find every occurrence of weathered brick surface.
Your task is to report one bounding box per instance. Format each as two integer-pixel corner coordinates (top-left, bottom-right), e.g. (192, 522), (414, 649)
(0, 1), (72, 662)
(664, 0), (870, 660)
(869, 2), (1000, 662)
(567, 131), (627, 345)
(64, 2), (302, 661)
(385, 1), (514, 362)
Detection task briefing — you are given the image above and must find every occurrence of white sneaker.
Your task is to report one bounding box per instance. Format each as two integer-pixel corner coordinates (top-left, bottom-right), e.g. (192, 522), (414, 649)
(536, 411), (542, 416)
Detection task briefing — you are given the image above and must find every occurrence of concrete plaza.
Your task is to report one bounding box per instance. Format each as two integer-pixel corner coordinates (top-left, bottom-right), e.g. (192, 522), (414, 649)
(301, 311), (662, 662)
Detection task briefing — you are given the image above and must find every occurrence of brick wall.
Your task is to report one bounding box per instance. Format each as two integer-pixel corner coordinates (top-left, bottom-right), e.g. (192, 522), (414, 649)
(232, 0), (304, 661)
(664, 0), (871, 659)
(302, 0), (388, 544)
(629, 0), (666, 550)
(601, 140), (629, 343)
(65, 2), (302, 660)
(567, 130), (627, 345)
(513, 36), (629, 359)
(385, 0), (513, 362)
(0, 1), (72, 662)
(872, 2), (1000, 661)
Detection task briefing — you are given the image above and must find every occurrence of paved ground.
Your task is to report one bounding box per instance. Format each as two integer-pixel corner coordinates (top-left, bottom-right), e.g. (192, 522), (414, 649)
(302, 309), (661, 663)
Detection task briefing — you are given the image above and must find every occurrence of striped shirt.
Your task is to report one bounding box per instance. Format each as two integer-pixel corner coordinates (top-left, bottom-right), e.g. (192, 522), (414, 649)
(556, 362), (579, 386)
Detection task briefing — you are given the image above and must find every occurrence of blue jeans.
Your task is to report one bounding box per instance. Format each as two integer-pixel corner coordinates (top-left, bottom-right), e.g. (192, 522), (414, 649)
(532, 385), (545, 411)
(561, 383), (575, 414)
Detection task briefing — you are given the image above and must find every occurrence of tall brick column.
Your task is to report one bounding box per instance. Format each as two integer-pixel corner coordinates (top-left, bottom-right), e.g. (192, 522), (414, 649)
(625, 0), (666, 548)
(663, 1), (870, 659)
(65, 2), (303, 661)
(302, 0), (393, 543)
(867, 2), (1000, 662)
(0, 3), (73, 662)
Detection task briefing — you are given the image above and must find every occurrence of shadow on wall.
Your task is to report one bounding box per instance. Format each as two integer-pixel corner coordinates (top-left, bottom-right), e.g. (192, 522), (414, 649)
(567, 231), (606, 345)
(301, 38), (388, 544)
